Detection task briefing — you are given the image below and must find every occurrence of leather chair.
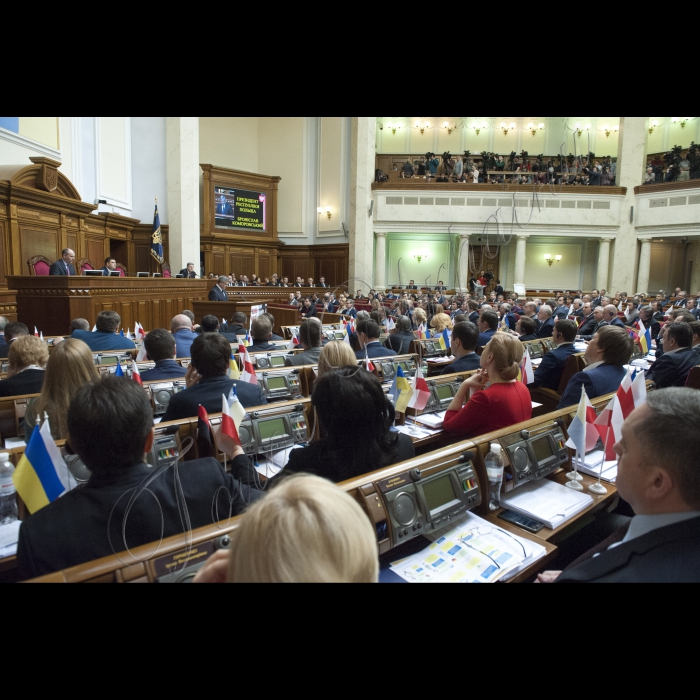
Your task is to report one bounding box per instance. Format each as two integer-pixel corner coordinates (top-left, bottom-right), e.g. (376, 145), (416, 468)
(27, 256), (52, 276)
(77, 259), (94, 275)
(530, 353), (588, 417)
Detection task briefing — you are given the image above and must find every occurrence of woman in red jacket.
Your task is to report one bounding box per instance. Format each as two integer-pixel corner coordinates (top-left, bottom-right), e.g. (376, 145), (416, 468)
(443, 333), (532, 439)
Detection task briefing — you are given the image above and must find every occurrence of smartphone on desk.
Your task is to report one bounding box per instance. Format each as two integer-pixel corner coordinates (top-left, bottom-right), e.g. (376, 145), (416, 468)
(498, 510), (545, 534)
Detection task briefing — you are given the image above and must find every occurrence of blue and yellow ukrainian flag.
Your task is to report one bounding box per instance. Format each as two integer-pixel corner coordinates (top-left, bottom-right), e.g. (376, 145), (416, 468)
(150, 201), (164, 265)
(638, 320), (651, 356)
(13, 421), (75, 515)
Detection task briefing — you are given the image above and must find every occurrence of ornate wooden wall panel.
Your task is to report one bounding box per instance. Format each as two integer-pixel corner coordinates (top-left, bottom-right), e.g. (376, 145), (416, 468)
(280, 245), (349, 287)
(20, 226), (59, 271)
(0, 220), (5, 289)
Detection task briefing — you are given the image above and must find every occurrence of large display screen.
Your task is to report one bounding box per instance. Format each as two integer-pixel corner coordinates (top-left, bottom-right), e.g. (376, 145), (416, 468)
(267, 377), (287, 390)
(532, 436), (555, 463)
(215, 186), (267, 232)
(258, 418), (288, 441)
(436, 385), (453, 401)
(422, 475), (459, 515)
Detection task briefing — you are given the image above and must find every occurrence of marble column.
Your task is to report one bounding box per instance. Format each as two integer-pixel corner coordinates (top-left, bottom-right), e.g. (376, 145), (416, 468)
(636, 238), (653, 295)
(514, 235), (529, 288)
(349, 117), (377, 293)
(458, 233), (471, 292)
(597, 238), (612, 291)
(375, 232), (387, 290)
(610, 116), (648, 293)
(166, 117), (201, 274)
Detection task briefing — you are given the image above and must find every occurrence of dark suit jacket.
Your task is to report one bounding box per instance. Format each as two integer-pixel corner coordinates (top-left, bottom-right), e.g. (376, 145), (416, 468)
(208, 285), (228, 302)
(533, 343), (580, 391)
(0, 342), (8, 360)
(223, 324), (247, 339)
(0, 369), (45, 398)
(647, 347), (699, 389)
(140, 360), (187, 383)
(580, 320), (608, 341)
(179, 270), (197, 279)
(477, 329), (496, 347)
(162, 375), (267, 423)
(249, 341), (279, 353)
(557, 517), (700, 583)
(609, 317), (627, 330)
(356, 342), (397, 360)
(300, 305), (318, 319)
(49, 261), (76, 276)
(578, 314), (596, 337)
(70, 330), (136, 352)
(468, 312), (480, 325)
(503, 313), (517, 331)
(385, 332), (415, 356)
(340, 308), (358, 318)
(536, 318), (555, 339)
(558, 364), (627, 409)
(17, 458), (262, 580)
(220, 332), (242, 344)
(553, 306), (570, 320)
(441, 353), (481, 375)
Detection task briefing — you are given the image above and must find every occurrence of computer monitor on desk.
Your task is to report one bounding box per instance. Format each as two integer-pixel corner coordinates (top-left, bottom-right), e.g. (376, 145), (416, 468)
(84, 270), (103, 277)
(109, 271), (121, 278)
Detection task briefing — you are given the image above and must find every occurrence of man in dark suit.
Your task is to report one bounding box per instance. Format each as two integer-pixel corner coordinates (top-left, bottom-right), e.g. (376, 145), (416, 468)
(539, 389), (700, 584)
(100, 257), (118, 276)
(638, 306), (661, 342)
(163, 334), (266, 423)
(0, 336), (47, 398)
(674, 292), (688, 308)
(318, 277), (329, 288)
(198, 315), (237, 345)
(385, 316), (415, 356)
(216, 196), (234, 217)
(536, 305), (556, 339)
(532, 320), (580, 391)
(499, 304), (517, 332)
(356, 320), (397, 360)
(208, 276), (229, 302)
(248, 317), (279, 353)
(406, 281), (418, 291)
(516, 317), (539, 342)
(552, 297), (570, 321)
(648, 323), (699, 389)
(441, 322), (481, 375)
(224, 312), (248, 340)
(603, 304), (627, 330)
(580, 306), (608, 341)
(340, 300), (358, 318)
(49, 249), (77, 276)
(477, 311), (499, 348)
(577, 303), (596, 336)
(71, 311), (136, 352)
(692, 322), (700, 358)
(140, 329), (188, 383)
(686, 298), (699, 319)
(17, 377), (262, 580)
(299, 298), (318, 320)
(0, 322), (29, 360)
(559, 326), (633, 409)
(179, 263), (198, 279)
(285, 319), (323, 367)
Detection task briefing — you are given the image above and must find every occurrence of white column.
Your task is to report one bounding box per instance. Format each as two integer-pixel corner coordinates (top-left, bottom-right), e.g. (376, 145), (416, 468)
(166, 117), (201, 273)
(458, 233), (471, 292)
(514, 235), (529, 287)
(375, 232), (387, 290)
(349, 117), (377, 293)
(611, 116), (648, 292)
(597, 238), (612, 291)
(636, 238), (653, 295)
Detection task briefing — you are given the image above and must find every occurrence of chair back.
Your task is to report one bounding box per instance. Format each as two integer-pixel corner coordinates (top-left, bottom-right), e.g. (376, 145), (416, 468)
(115, 263), (127, 277)
(686, 366), (700, 390)
(557, 354), (588, 395)
(78, 259), (94, 274)
(28, 256), (52, 276)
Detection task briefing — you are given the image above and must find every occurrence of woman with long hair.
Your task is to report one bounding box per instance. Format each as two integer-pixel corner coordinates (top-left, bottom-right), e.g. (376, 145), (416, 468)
(317, 341), (358, 378)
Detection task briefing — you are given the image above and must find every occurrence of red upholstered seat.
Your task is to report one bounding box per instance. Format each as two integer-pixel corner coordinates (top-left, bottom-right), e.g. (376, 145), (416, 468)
(115, 263), (127, 278)
(28, 256), (52, 276)
(78, 259), (94, 274)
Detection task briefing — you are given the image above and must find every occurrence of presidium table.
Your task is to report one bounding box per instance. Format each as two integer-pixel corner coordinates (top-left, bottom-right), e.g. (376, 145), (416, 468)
(7, 277), (342, 337)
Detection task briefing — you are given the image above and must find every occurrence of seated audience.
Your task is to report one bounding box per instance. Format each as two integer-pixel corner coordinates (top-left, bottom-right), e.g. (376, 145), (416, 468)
(1, 322), (29, 362)
(71, 311), (136, 352)
(558, 326), (633, 409)
(603, 304), (627, 329)
(162, 333), (266, 422)
(441, 322), (481, 375)
(0, 336), (48, 398)
(225, 312), (248, 339)
(385, 316), (415, 355)
(24, 339), (100, 441)
(647, 323), (699, 389)
(536, 305), (555, 338)
(300, 298), (318, 320)
(430, 313), (453, 336)
(261, 313), (285, 341)
(317, 341), (358, 378)
(657, 311), (695, 358)
(285, 319), (323, 367)
(341, 300), (358, 318)
(541, 389), (700, 583)
(140, 329), (188, 382)
(248, 317), (279, 353)
(477, 311), (499, 347)
(517, 316), (539, 342)
(691, 321), (700, 357)
(181, 310), (201, 333)
(532, 320), (580, 391)
(70, 319), (90, 334)
(170, 314), (198, 358)
(443, 334), (532, 439)
(194, 474), (379, 584)
(580, 306), (608, 341)
(17, 377), (261, 580)
(356, 320), (397, 360)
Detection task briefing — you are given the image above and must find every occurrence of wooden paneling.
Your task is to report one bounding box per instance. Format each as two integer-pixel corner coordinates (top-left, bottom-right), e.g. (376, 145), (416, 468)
(87, 238), (105, 268)
(0, 221), (5, 289)
(280, 244), (349, 288)
(20, 226), (58, 271)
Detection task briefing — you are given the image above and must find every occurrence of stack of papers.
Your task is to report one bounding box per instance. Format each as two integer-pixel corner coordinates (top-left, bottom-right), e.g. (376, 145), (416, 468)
(501, 480), (593, 530)
(389, 512), (547, 584)
(254, 445), (303, 478)
(575, 450), (618, 483)
(412, 411), (446, 429)
(395, 424), (441, 440)
(0, 521), (21, 560)
(427, 356), (456, 365)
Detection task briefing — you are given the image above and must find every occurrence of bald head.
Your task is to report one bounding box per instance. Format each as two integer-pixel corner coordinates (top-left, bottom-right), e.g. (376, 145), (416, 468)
(171, 314), (193, 333)
(603, 305), (618, 321)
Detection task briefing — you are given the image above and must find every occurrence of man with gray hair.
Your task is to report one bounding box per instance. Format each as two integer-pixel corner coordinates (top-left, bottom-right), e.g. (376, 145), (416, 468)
(536, 305), (555, 339)
(603, 304), (627, 329)
(171, 314), (198, 358)
(209, 276), (230, 302)
(285, 319), (323, 367)
(541, 389), (700, 583)
(72, 311), (136, 351)
(50, 249), (76, 276)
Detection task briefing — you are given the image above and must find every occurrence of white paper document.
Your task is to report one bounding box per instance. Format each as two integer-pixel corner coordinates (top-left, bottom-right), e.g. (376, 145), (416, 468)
(254, 445), (304, 478)
(575, 450), (618, 483)
(501, 480), (593, 530)
(395, 424), (441, 440)
(0, 521), (21, 550)
(3, 438), (26, 450)
(413, 411), (446, 429)
(390, 512), (547, 584)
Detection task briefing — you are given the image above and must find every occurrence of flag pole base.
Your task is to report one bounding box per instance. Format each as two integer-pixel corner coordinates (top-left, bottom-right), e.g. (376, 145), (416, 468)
(589, 483), (608, 495)
(565, 480), (585, 492)
(566, 471), (584, 482)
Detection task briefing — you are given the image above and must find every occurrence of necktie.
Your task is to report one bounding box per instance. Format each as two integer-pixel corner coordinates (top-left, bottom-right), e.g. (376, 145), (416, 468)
(66, 264), (71, 276)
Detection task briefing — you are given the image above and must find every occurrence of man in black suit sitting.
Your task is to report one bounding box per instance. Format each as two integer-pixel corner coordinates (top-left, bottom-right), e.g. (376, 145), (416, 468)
(208, 276), (229, 302)
(691, 321), (700, 358)
(49, 249), (77, 276)
(201, 315), (240, 344)
(406, 280), (418, 291)
(441, 322), (481, 375)
(579, 306), (608, 341)
(248, 317), (279, 353)
(163, 333), (266, 422)
(224, 312), (248, 339)
(17, 377), (262, 580)
(535, 305), (556, 339)
(540, 388), (700, 583)
(101, 257), (118, 276)
(179, 263), (198, 279)
(647, 323), (700, 389)
(385, 316), (415, 355)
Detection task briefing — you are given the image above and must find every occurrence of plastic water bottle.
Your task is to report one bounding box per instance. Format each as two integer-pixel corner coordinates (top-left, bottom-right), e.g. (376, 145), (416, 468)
(485, 444), (505, 512)
(0, 453), (18, 525)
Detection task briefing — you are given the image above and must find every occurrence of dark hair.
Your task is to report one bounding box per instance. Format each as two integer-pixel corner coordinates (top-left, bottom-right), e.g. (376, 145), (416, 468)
(666, 322), (693, 349)
(231, 312), (248, 326)
(453, 314), (467, 325)
(555, 319), (579, 343)
(673, 312), (695, 325)
(104, 257), (115, 266)
(251, 317), (272, 342)
(4, 322), (29, 341)
(519, 317), (537, 335)
(144, 328), (176, 364)
(191, 333), (230, 377)
(181, 311), (195, 324)
(67, 377), (153, 474)
(201, 315), (220, 333)
(451, 322), (479, 352)
(596, 326), (634, 366)
(311, 368), (400, 482)
(300, 319), (322, 348)
(357, 320), (381, 340)
(468, 300), (479, 312)
(395, 316), (411, 333)
(262, 313), (276, 328)
(70, 319), (90, 333)
(690, 321), (700, 339)
(96, 311), (121, 334)
(481, 311), (499, 331)
(636, 389), (700, 509)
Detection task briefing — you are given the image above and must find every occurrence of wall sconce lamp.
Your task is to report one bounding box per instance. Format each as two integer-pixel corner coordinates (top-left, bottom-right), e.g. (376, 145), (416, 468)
(574, 123), (591, 138)
(672, 117), (689, 129)
(544, 254), (563, 267)
(528, 122), (545, 136)
(603, 124), (619, 138)
(501, 122), (516, 136)
(472, 121), (488, 136)
(415, 120), (431, 134)
(413, 254), (429, 264)
(386, 122), (402, 135)
(317, 207), (332, 221)
(649, 119), (659, 135)
(442, 121), (454, 135)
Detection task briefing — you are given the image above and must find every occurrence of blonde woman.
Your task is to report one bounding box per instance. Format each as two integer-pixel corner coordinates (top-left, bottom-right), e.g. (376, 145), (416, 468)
(24, 339), (100, 441)
(194, 474), (379, 584)
(443, 334), (531, 439)
(413, 308), (428, 330)
(317, 340), (357, 378)
(430, 313), (453, 335)
(0, 336), (49, 399)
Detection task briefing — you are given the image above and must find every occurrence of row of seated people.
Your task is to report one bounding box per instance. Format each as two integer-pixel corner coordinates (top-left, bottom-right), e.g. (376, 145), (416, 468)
(14, 337), (700, 582)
